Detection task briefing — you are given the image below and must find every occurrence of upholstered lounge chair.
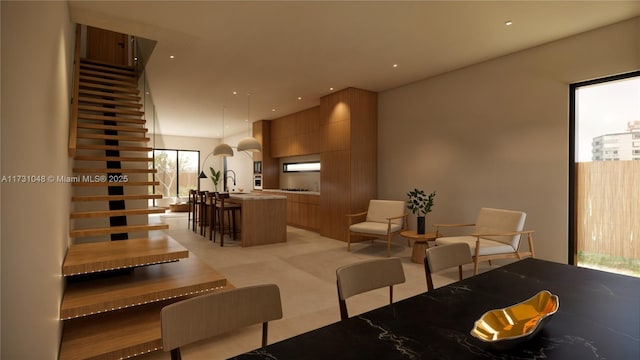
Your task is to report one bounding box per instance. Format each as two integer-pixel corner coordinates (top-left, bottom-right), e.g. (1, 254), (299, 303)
(434, 207), (534, 274)
(346, 200), (408, 257)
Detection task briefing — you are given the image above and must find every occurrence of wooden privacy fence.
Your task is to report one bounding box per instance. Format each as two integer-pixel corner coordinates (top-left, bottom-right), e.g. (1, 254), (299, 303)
(576, 161), (640, 260)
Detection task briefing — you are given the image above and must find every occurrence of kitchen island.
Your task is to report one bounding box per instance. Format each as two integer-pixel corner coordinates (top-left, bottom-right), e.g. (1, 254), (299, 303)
(226, 193), (287, 247)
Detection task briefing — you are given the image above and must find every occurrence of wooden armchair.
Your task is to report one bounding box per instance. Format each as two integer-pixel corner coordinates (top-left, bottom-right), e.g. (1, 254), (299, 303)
(434, 207), (534, 274)
(347, 200), (408, 257)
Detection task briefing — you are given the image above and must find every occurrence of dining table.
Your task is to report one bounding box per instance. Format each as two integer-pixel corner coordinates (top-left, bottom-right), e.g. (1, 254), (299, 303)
(230, 258), (640, 359)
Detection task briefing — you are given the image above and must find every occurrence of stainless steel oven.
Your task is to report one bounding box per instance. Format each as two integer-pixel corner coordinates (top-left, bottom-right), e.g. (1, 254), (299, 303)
(253, 161), (262, 174)
(253, 174), (263, 190)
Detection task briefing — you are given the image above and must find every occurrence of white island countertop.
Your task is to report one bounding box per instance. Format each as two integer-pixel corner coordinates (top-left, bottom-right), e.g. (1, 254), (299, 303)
(229, 192), (286, 200)
(261, 189), (320, 195)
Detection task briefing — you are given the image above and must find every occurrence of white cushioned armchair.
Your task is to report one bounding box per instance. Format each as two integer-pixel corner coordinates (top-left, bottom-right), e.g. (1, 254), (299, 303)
(347, 200), (408, 257)
(434, 207), (534, 274)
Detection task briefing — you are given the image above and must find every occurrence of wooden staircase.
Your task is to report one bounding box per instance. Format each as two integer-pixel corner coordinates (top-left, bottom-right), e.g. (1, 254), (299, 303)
(60, 49), (233, 360)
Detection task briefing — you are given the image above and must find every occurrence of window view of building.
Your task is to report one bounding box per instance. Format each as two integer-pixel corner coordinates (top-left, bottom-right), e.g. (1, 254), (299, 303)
(573, 74), (640, 277)
(592, 121), (640, 161)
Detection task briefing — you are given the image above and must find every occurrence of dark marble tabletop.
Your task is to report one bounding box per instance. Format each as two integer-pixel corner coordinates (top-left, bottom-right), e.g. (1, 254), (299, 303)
(230, 258), (640, 359)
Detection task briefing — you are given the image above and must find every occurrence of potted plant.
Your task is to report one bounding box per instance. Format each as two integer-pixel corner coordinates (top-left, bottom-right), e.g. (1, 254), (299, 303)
(406, 189), (436, 234)
(209, 167), (221, 192)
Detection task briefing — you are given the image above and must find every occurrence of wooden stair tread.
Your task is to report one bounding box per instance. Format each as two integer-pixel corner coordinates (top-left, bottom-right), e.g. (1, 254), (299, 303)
(80, 74), (138, 88)
(77, 143), (152, 152)
(62, 236), (188, 276)
(81, 58), (136, 72)
(60, 256), (230, 320)
(77, 123), (147, 133)
(77, 113), (146, 125)
(79, 81), (139, 95)
(78, 104), (144, 116)
(60, 300), (167, 360)
(72, 168), (155, 174)
(79, 68), (137, 82)
(69, 224), (169, 238)
(74, 155), (152, 162)
(77, 133), (150, 142)
(78, 96), (143, 109)
(78, 88), (140, 102)
(59, 282), (234, 360)
(71, 207), (165, 218)
(72, 193), (161, 201)
(71, 181), (159, 188)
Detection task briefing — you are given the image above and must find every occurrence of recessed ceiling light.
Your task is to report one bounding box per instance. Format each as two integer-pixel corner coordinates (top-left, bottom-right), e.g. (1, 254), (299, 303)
(329, 87), (334, 91)
(271, 108), (276, 112)
(232, 91), (238, 95)
(169, 55), (175, 59)
(297, 96), (303, 100)
(392, 64), (398, 68)
(505, 20), (513, 26)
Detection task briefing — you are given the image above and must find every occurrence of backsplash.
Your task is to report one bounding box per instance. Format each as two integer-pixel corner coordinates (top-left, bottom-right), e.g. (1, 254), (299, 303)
(279, 154), (320, 191)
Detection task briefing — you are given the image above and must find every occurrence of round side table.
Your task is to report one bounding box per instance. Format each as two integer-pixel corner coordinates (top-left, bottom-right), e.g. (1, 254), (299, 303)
(400, 230), (437, 264)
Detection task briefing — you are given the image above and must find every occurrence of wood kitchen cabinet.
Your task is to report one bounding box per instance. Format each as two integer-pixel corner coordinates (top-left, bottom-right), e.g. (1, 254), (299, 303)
(285, 193), (320, 232)
(270, 107), (320, 157)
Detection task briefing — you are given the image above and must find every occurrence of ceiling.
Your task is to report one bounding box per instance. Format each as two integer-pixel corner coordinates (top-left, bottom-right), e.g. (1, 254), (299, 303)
(68, 1), (640, 139)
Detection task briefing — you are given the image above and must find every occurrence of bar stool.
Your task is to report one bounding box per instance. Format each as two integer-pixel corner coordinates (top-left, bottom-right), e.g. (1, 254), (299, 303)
(197, 191), (208, 236)
(205, 192), (216, 240)
(189, 190), (198, 232)
(213, 192), (241, 247)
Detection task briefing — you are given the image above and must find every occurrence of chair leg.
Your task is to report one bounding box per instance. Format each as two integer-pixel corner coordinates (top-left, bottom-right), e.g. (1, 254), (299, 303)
(474, 256), (480, 275)
(170, 348), (182, 360)
(347, 232), (351, 252)
(386, 234), (391, 257)
(262, 322), (269, 348)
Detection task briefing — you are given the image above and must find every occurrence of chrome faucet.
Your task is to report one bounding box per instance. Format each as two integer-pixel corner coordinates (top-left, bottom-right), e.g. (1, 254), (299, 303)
(224, 169), (237, 192)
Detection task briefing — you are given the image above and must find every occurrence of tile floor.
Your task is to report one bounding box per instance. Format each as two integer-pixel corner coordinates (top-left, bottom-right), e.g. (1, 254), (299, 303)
(141, 212), (496, 360)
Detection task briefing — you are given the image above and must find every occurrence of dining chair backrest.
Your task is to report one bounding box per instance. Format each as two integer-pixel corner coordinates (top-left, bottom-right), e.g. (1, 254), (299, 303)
(424, 242), (473, 291)
(336, 257), (405, 320)
(161, 284), (283, 360)
(474, 208), (526, 249)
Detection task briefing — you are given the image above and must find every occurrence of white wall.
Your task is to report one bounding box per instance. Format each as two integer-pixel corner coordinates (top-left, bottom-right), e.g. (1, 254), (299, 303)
(1, 1), (74, 358)
(379, 17), (640, 264)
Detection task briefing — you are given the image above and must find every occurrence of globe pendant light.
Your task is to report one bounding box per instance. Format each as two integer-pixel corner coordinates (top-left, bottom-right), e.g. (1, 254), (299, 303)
(237, 93), (262, 152)
(213, 106), (234, 157)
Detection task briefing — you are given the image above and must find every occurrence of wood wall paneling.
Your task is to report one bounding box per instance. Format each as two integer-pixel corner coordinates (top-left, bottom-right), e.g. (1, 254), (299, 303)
(319, 88), (377, 242)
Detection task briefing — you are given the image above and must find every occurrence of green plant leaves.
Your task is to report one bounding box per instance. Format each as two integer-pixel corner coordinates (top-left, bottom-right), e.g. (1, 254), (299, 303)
(406, 189), (436, 216)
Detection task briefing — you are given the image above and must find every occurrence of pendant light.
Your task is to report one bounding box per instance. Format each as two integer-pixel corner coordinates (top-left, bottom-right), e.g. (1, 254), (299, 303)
(213, 106), (234, 157)
(237, 93), (262, 152)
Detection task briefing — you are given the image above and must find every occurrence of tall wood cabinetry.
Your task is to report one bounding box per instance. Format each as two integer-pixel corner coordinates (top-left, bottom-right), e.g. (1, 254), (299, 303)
(319, 88), (377, 241)
(252, 120), (279, 189)
(253, 87), (377, 240)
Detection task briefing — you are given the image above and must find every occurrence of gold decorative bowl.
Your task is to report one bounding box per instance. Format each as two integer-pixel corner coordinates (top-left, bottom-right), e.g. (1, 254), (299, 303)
(470, 290), (559, 348)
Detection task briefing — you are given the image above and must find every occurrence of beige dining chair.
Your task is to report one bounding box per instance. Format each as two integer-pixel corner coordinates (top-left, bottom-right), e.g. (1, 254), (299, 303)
(336, 257), (405, 320)
(434, 207), (535, 275)
(161, 284), (283, 360)
(347, 200), (408, 256)
(424, 242), (473, 291)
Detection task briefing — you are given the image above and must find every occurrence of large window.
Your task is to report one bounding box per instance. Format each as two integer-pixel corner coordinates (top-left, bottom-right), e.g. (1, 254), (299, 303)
(152, 149), (199, 199)
(570, 71), (640, 277)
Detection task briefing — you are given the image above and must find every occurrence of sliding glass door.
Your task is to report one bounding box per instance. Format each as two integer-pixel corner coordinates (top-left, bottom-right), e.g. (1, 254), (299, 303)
(570, 71), (640, 277)
(152, 149), (199, 202)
